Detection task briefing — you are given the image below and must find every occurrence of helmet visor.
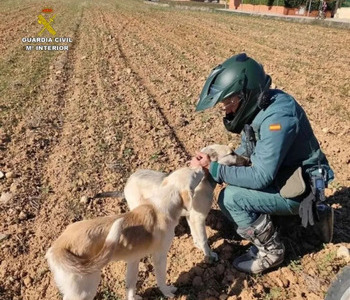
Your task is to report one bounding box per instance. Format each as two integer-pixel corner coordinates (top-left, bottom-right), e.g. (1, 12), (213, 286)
(195, 85), (223, 112)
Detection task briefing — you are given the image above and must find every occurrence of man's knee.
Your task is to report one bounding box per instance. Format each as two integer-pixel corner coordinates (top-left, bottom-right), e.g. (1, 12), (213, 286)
(218, 185), (246, 212)
(218, 185), (256, 227)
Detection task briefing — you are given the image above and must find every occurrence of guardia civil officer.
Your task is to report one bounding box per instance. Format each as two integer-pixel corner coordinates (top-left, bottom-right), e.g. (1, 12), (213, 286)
(190, 53), (334, 274)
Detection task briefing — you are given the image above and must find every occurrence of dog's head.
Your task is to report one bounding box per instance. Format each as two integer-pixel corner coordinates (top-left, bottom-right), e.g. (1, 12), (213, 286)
(162, 167), (204, 211)
(201, 144), (249, 166)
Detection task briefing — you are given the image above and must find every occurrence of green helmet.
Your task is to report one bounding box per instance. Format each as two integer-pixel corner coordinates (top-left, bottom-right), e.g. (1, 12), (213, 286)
(196, 53), (271, 133)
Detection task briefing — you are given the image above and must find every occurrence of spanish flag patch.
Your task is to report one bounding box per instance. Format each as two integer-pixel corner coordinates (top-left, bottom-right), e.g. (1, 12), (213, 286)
(269, 124), (282, 131)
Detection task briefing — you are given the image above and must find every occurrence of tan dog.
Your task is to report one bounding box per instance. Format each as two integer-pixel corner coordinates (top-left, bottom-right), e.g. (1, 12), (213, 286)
(123, 144), (249, 261)
(46, 167), (204, 300)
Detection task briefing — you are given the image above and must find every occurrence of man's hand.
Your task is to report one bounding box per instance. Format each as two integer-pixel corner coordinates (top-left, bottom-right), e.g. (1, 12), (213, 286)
(190, 152), (211, 172)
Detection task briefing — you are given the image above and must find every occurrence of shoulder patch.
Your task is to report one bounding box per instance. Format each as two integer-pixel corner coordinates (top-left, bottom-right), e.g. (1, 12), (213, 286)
(269, 124), (282, 131)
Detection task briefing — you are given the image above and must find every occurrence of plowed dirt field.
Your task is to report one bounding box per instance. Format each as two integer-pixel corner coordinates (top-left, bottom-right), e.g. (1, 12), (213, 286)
(0, 0), (349, 299)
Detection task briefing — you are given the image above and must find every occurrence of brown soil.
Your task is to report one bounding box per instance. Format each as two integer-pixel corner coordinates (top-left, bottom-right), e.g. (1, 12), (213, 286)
(0, 0), (349, 299)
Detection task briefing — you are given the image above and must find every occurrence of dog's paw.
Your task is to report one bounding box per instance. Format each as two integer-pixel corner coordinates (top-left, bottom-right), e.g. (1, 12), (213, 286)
(159, 285), (177, 298)
(205, 251), (219, 263)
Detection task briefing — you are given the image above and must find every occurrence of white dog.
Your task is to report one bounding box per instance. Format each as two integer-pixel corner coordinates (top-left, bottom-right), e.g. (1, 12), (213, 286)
(96, 144), (249, 262)
(124, 144), (249, 261)
(46, 167), (204, 300)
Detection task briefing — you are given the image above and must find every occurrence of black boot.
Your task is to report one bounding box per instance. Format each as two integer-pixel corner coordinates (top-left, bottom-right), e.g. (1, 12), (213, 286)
(233, 214), (285, 274)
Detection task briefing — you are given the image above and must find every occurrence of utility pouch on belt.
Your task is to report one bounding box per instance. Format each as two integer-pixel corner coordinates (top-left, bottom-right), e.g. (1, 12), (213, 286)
(306, 165), (328, 202)
(298, 164), (329, 227)
(275, 166), (306, 199)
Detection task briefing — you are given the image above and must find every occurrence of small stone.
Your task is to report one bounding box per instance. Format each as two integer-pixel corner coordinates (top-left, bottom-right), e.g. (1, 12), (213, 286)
(243, 279), (248, 289)
(10, 182), (18, 193)
(337, 245), (350, 260)
(177, 272), (191, 285)
(23, 276), (32, 287)
(255, 283), (264, 293)
(275, 277), (284, 288)
(0, 233), (9, 242)
(240, 240), (250, 246)
(322, 127), (330, 134)
(220, 294), (228, 300)
(0, 171), (4, 179)
(222, 244), (233, 252)
(325, 188), (333, 197)
(225, 274), (235, 283)
(0, 192), (13, 204)
(192, 276), (203, 288)
(281, 277), (290, 288)
(5, 171), (15, 179)
(0, 131), (10, 143)
(80, 196), (89, 204)
(193, 266), (204, 276)
(125, 68), (132, 74)
(216, 264), (225, 276)
(18, 211), (27, 220)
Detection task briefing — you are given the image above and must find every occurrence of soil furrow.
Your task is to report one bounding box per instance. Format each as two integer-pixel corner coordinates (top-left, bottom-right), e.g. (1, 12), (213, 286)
(101, 11), (194, 164)
(0, 6), (85, 299)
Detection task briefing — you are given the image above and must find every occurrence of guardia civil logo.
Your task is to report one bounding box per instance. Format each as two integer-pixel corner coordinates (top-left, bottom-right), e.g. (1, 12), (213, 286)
(22, 7), (73, 51)
(38, 8), (56, 36)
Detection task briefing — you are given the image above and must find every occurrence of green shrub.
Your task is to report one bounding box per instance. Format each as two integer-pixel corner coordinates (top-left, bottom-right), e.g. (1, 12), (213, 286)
(284, 0), (303, 7)
(241, 0), (336, 9)
(242, 0), (285, 6)
(306, 0), (336, 11)
(340, 0), (350, 7)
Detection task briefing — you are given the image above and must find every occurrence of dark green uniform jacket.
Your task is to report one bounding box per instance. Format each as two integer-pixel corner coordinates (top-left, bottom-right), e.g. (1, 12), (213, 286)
(210, 89), (334, 190)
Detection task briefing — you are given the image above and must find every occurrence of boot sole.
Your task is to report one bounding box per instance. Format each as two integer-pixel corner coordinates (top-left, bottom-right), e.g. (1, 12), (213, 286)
(232, 257), (284, 275)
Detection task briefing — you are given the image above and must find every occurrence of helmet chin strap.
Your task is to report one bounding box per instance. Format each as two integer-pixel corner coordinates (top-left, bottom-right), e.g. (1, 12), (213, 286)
(222, 91), (249, 134)
(223, 115), (242, 133)
(225, 112), (235, 121)
(223, 116), (235, 132)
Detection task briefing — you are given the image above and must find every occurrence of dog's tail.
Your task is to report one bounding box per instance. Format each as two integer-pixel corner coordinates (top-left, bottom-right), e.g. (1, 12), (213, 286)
(46, 218), (124, 275)
(93, 191), (125, 199)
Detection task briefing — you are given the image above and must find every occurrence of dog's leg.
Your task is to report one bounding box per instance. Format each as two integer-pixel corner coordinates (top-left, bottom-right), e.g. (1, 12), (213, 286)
(153, 251), (177, 298)
(190, 212), (218, 262)
(186, 214), (200, 247)
(126, 260), (141, 300)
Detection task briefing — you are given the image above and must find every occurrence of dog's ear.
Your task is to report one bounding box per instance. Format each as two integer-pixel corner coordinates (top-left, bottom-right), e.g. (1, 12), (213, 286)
(218, 155), (238, 166)
(218, 153), (250, 166)
(202, 147), (218, 162)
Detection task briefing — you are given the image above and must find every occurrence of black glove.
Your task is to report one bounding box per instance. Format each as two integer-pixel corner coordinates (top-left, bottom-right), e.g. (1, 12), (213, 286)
(299, 192), (319, 228)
